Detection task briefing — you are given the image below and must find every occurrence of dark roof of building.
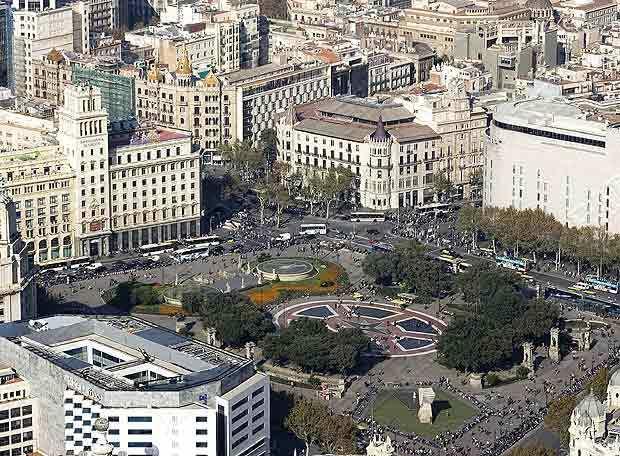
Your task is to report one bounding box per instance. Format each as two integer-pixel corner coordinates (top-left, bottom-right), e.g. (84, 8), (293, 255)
(370, 116), (390, 140)
(315, 96), (415, 123)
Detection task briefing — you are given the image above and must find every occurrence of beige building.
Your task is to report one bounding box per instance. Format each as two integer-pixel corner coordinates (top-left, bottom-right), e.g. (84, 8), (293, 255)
(136, 54), (345, 150)
(0, 84), (201, 265)
(12, 6), (88, 98)
(276, 86), (485, 209)
(360, 3), (531, 57)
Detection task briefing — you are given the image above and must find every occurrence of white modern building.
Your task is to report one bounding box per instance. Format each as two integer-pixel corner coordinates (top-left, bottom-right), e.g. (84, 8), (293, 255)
(484, 98), (620, 232)
(0, 365), (36, 456)
(0, 315), (270, 456)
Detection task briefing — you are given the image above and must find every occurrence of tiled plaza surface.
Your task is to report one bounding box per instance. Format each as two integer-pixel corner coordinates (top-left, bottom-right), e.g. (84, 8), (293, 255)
(273, 299), (447, 357)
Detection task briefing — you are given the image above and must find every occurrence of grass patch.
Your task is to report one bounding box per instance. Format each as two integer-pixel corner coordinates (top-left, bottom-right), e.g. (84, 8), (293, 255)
(372, 389), (477, 437)
(243, 258), (348, 307)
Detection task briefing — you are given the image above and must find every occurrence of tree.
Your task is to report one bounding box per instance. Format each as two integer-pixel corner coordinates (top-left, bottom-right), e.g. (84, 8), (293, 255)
(262, 318), (369, 374)
(545, 395), (578, 446)
(509, 446), (556, 456)
(588, 367), (609, 402)
(259, 128), (279, 178)
(302, 173), (324, 216)
(457, 204), (483, 250)
(319, 413), (358, 454)
(273, 184), (292, 228)
(433, 169), (454, 202)
(255, 180), (270, 225)
(219, 140), (262, 182)
(198, 292), (274, 347)
(285, 399), (326, 456)
(322, 166), (353, 219)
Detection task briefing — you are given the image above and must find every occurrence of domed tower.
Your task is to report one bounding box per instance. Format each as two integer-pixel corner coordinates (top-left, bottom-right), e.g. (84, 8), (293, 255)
(175, 45), (193, 87)
(525, 0), (553, 20)
(569, 392), (607, 448)
(364, 116), (393, 209)
(607, 370), (620, 410)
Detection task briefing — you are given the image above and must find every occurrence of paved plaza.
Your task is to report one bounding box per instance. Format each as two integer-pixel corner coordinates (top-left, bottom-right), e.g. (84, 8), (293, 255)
(274, 299), (446, 357)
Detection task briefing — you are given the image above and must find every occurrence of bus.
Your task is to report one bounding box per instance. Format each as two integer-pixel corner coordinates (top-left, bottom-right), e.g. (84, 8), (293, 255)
(184, 235), (221, 247)
(299, 224), (327, 236)
(437, 254), (471, 273)
(584, 275), (619, 294)
(140, 241), (177, 257)
(496, 255), (529, 272)
(350, 211), (386, 223)
(372, 242), (394, 252)
(173, 244), (213, 262)
(416, 202), (454, 216)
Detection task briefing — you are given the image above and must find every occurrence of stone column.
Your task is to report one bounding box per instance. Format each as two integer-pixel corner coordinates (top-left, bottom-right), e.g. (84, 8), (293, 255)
(245, 342), (256, 360)
(522, 341), (534, 372)
(549, 327), (560, 363)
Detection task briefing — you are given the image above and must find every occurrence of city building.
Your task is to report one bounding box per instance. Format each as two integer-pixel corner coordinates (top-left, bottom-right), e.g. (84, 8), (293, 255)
(0, 4), (11, 89)
(0, 314), (270, 456)
(31, 48), (134, 121)
(483, 97), (620, 233)
(569, 370), (620, 455)
(276, 86), (484, 209)
(12, 6), (79, 98)
(136, 55), (368, 150)
(0, 365), (36, 456)
(0, 83), (201, 265)
(0, 181), (36, 323)
(556, 0), (618, 29)
(358, 3), (531, 57)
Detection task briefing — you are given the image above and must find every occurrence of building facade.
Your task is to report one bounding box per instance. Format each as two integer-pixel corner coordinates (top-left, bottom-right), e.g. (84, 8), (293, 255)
(484, 97), (620, 232)
(0, 315), (270, 456)
(12, 6), (76, 98)
(0, 181), (36, 323)
(0, 366), (36, 456)
(276, 89), (484, 209)
(135, 57), (367, 150)
(569, 369), (620, 456)
(0, 84), (201, 265)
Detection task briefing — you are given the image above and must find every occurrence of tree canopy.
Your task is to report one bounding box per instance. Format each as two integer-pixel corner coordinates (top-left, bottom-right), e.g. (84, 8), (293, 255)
(285, 398), (358, 456)
(545, 395), (578, 446)
(509, 446), (556, 456)
(362, 241), (452, 303)
(262, 318), (369, 374)
(186, 292), (275, 347)
(437, 268), (559, 372)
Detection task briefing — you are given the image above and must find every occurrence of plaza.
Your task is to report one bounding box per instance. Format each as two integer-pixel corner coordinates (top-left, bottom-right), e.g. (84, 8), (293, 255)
(273, 299), (446, 357)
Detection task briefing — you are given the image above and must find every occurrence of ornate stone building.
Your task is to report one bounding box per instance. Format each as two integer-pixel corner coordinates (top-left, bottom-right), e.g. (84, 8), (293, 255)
(569, 370), (620, 455)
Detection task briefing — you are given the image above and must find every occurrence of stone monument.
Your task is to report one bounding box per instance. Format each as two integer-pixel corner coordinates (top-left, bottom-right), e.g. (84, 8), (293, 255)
(206, 327), (219, 346)
(522, 341), (535, 373)
(92, 417), (114, 456)
(245, 341), (256, 360)
(549, 327), (560, 363)
(366, 434), (395, 456)
(417, 387), (436, 424)
(469, 373), (483, 390)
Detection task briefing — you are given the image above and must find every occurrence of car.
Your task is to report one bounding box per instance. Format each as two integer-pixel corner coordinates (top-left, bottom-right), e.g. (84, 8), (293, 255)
(320, 281), (335, 288)
(366, 229), (380, 236)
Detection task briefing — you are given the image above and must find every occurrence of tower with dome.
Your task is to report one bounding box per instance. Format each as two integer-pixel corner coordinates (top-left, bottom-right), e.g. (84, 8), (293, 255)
(569, 370), (620, 455)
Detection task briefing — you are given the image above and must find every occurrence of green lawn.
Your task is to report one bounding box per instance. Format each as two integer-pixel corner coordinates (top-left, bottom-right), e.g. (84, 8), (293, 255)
(372, 389), (477, 437)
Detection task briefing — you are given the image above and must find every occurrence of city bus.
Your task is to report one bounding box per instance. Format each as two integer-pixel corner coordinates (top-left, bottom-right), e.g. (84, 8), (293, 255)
(416, 202), (454, 216)
(184, 235), (222, 247)
(299, 224), (327, 236)
(437, 255), (471, 273)
(140, 241), (177, 257)
(173, 244), (213, 262)
(495, 255), (529, 272)
(584, 275), (619, 294)
(349, 211), (386, 223)
(372, 242), (394, 252)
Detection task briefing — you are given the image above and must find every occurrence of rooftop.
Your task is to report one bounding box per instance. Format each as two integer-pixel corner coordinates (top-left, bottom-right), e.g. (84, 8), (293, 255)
(0, 315), (250, 392)
(494, 98), (609, 137)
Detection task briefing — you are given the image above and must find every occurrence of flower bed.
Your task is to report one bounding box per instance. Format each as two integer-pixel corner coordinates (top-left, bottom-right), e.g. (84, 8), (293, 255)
(244, 259), (348, 307)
